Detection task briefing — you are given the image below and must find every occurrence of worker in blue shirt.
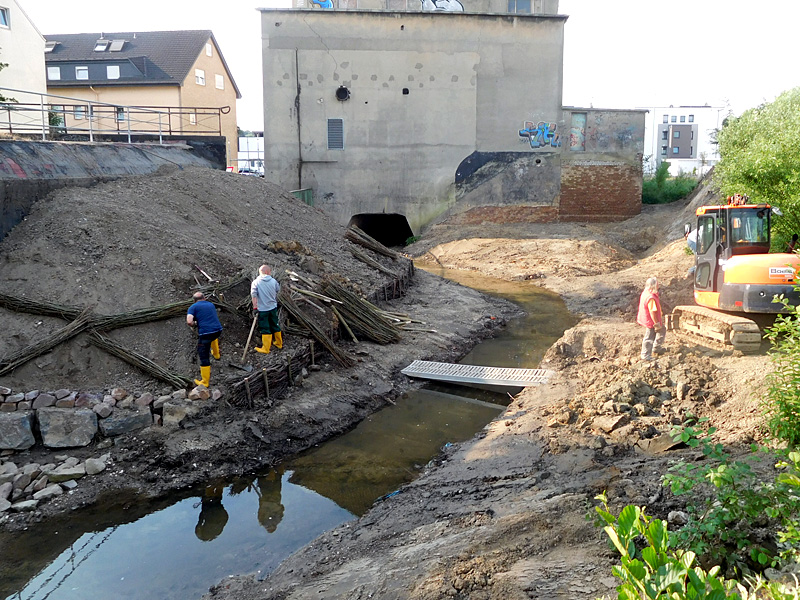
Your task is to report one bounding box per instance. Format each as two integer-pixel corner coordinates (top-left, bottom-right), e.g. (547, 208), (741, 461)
(186, 291), (222, 388)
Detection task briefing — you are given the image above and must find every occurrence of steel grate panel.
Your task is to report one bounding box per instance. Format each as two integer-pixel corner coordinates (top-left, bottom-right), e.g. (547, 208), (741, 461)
(401, 360), (553, 387)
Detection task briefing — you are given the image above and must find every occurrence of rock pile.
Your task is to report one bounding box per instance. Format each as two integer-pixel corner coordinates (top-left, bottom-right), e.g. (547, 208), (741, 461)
(0, 452), (110, 513)
(0, 384), (221, 450)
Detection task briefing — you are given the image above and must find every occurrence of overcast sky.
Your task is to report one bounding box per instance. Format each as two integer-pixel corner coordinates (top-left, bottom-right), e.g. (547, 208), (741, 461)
(20, 0), (800, 130)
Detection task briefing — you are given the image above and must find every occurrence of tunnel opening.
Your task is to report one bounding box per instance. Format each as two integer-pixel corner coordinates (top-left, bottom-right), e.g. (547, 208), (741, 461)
(347, 213), (415, 247)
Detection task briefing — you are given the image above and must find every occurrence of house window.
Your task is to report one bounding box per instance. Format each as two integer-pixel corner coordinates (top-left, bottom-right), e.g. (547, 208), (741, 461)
(73, 105), (86, 120)
(76, 66), (89, 80)
(674, 130), (680, 138)
(670, 115), (677, 123)
(44, 41), (58, 53)
(115, 106), (125, 122)
(507, 0), (531, 12)
(109, 39), (125, 52)
(94, 40), (109, 52)
(107, 65), (120, 80)
(327, 118), (344, 150)
(189, 111), (197, 125)
(688, 114), (694, 123)
(662, 114), (668, 123)
(680, 115), (686, 123)
(215, 74), (224, 90)
(661, 130), (668, 140)
(673, 147), (680, 154)
(47, 66), (61, 81)
(661, 146), (667, 156)
(206, 43), (213, 57)
(195, 69), (205, 85)
(0, 7), (9, 28)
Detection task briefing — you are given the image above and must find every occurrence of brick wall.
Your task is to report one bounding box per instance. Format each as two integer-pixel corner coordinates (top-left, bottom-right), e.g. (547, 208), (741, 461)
(559, 161), (642, 222)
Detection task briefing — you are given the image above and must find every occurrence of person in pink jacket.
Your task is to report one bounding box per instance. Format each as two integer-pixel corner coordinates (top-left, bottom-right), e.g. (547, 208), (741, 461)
(637, 277), (665, 361)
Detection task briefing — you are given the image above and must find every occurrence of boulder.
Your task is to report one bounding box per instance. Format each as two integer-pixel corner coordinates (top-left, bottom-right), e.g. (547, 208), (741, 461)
(93, 403), (113, 418)
(0, 497), (10, 512)
(45, 464), (86, 482)
(33, 484), (64, 501)
(163, 400), (202, 427)
(38, 408), (98, 448)
(84, 458), (107, 475)
(10, 499), (38, 512)
(32, 393), (56, 409)
(0, 411), (36, 450)
(98, 408), (152, 437)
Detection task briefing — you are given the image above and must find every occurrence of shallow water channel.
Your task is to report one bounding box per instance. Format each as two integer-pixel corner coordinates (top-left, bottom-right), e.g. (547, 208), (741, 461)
(1, 268), (576, 600)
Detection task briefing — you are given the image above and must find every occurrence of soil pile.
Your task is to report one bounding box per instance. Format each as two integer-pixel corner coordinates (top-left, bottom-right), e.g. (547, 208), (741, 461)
(0, 166), (399, 393)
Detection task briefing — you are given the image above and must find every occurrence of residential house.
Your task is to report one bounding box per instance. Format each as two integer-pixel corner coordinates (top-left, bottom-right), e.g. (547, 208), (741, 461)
(0, 0), (47, 130)
(642, 104), (725, 176)
(43, 30), (241, 165)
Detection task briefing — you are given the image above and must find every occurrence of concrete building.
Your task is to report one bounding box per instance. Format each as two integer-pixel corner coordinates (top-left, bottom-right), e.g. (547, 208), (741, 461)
(0, 0), (47, 129)
(260, 7), (645, 236)
(292, 0), (559, 13)
(642, 104), (724, 177)
(43, 30), (241, 166)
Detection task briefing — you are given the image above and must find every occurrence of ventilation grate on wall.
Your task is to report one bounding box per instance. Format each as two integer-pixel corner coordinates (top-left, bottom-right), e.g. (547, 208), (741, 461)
(327, 118), (344, 150)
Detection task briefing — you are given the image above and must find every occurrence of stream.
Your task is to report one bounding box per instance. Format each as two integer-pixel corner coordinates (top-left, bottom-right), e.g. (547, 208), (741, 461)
(1, 268), (576, 600)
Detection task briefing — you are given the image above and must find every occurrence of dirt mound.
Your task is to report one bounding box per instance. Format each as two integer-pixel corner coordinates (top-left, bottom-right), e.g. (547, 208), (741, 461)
(0, 166), (396, 393)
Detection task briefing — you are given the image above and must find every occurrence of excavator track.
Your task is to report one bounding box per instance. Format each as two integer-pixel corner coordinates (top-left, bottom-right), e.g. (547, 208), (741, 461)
(668, 305), (763, 353)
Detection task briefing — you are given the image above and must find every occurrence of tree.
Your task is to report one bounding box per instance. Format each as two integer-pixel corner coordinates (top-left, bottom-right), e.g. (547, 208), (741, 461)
(715, 87), (800, 243)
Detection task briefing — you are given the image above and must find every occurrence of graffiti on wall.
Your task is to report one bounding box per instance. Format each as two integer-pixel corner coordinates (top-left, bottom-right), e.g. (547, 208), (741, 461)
(519, 121), (561, 149)
(421, 0), (464, 11)
(310, 0), (334, 8)
(569, 112), (586, 152)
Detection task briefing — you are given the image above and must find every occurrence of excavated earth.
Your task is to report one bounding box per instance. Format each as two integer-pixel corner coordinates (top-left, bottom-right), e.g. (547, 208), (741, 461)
(0, 170), (779, 600)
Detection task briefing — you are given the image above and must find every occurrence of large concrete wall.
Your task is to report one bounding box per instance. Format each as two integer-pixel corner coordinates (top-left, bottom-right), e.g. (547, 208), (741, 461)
(0, 140), (220, 241)
(261, 10), (566, 232)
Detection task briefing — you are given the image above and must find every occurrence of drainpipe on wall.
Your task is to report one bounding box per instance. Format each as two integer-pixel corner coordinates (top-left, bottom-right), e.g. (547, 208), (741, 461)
(295, 49), (303, 189)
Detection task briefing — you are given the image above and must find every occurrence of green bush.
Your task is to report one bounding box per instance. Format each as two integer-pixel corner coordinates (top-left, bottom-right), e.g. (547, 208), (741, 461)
(764, 294), (800, 446)
(642, 161), (699, 204)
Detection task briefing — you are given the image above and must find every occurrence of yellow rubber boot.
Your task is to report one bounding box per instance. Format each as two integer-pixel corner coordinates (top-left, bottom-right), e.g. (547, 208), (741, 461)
(255, 334), (272, 354)
(194, 365), (211, 388)
(273, 331), (283, 349)
(210, 339), (220, 360)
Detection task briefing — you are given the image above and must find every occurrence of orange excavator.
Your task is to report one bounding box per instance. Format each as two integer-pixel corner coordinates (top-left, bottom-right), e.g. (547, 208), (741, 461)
(669, 194), (800, 352)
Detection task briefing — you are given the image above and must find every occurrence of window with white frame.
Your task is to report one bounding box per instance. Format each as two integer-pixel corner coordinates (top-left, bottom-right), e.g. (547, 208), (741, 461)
(680, 115), (686, 123)
(94, 39), (109, 52)
(107, 65), (120, 80)
(661, 146), (667, 156)
(115, 106), (125, 122)
(662, 115), (668, 123)
(507, 0), (531, 12)
(206, 43), (212, 57)
(215, 74), (224, 90)
(195, 69), (205, 85)
(674, 130), (680, 138)
(688, 114), (695, 123)
(73, 105), (86, 120)
(76, 66), (89, 80)
(0, 7), (9, 28)
(673, 147), (679, 154)
(189, 111), (197, 125)
(45, 41), (58, 53)
(670, 115), (676, 123)
(47, 66), (61, 80)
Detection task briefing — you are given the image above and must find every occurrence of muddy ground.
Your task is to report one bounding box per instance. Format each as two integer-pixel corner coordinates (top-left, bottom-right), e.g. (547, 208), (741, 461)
(0, 170), (778, 600)
(202, 181), (780, 600)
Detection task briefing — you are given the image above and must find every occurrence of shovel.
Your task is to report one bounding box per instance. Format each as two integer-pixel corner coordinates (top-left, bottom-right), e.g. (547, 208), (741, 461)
(241, 315), (258, 362)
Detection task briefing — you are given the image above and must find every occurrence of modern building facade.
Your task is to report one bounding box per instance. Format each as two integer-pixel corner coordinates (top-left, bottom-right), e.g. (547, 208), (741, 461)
(642, 104), (724, 177)
(0, 0), (47, 129)
(238, 133), (264, 175)
(260, 6), (645, 234)
(43, 30), (241, 165)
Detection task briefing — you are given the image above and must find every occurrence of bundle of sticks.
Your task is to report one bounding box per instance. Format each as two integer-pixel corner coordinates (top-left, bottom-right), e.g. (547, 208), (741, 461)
(345, 226), (401, 260)
(320, 280), (401, 344)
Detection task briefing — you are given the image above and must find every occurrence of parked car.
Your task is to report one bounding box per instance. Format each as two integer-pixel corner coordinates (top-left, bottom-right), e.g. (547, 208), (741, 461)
(238, 167), (264, 178)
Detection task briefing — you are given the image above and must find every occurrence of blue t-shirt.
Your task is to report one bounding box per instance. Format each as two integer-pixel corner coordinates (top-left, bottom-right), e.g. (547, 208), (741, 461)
(187, 300), (222, 335)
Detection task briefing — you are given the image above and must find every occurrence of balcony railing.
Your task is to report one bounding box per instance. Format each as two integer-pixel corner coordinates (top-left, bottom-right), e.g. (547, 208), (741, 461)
(0, 87), (227, 143)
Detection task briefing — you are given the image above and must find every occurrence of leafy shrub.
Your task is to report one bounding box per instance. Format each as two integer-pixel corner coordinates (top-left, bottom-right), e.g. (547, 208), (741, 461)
(642, 162), (699, 204)
(764, 294), (800, 446)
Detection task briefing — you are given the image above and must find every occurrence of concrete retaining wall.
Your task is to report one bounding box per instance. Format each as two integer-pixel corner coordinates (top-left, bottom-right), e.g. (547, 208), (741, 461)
(0, 140), (223, 241)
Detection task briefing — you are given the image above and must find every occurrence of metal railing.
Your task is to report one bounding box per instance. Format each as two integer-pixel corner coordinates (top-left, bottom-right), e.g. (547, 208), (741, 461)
(0, 87), (226, 144)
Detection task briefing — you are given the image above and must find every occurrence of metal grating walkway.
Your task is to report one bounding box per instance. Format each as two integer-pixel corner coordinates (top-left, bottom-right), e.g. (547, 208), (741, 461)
(401, 360), (554, 388)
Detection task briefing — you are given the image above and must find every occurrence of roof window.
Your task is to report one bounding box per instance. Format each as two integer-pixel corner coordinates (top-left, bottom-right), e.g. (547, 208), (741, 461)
(109, 39), (125, 51)
(44, 41), (58, 53)
(94, 39), (110, 52)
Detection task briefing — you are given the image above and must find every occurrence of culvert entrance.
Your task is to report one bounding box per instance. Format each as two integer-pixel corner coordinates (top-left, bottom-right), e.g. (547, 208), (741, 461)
(347, 213), (414, 247)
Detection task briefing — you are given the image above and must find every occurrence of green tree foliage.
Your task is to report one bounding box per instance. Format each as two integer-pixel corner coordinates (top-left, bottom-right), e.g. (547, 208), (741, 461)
(715, 88), (800, 244)
(642, 161), (699, 204)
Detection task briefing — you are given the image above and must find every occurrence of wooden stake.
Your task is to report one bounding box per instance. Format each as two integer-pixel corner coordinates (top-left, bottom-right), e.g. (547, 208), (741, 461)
(242, 315), (258, 362)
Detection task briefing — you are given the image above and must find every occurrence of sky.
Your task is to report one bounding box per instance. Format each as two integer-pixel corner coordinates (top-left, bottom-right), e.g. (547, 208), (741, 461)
(19, 0), (800, 131)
